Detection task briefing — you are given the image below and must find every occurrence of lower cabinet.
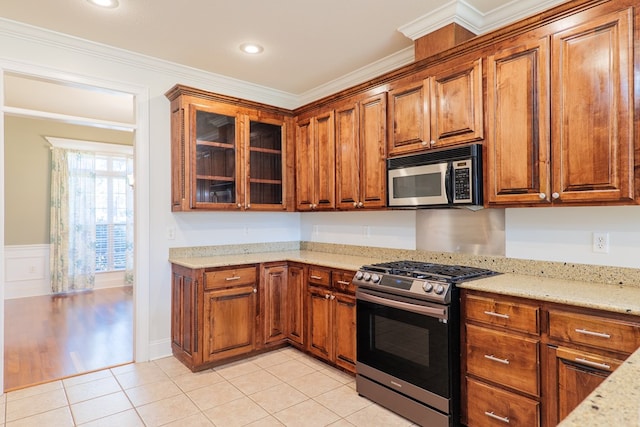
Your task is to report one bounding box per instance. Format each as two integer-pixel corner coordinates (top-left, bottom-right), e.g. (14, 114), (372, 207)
(261, 263), (288, 346)
(286, 263), (306, 347)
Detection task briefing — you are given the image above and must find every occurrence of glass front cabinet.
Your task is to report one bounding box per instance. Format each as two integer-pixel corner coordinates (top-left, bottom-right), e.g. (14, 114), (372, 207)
(166, 85), (294, 211)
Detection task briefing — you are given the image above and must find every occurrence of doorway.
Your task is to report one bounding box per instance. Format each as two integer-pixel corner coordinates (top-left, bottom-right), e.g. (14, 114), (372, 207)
(0, 67), (151, 391)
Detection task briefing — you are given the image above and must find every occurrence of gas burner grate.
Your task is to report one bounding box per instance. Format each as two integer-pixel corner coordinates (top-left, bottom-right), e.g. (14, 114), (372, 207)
(366, 260), (497, 283)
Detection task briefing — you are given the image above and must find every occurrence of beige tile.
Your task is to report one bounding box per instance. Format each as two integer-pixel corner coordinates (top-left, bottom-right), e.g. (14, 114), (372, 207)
(214, 358), (262, 380)
(160, 412), (214, 426)
(6, 380), (63, 402)
(273, 399), (340, 427)
(314, 385), (371, 417)
(70, 391), (132, 425)
(124, 378), (183, 407)
(172, 369), (225, 392)
(250, 383), (308, 413)
(153, 356), (192, 378)
(243, 415), (284, 426)
(252, 350), (295, 368)
(204, 396), (269, 426)
(110, 362), (138, 376)
(77, 408), (144, 426)
(6, 387), (68, 422)
(1, 400), (5, 424)
(328, 419), (356, 427)
(113, 362), (169, 389)
(288, 371), (344, 397)
(265, 359), (317, 382)
(297, 354), (333, 370)
(277, 347), (306, 359)
(229, 369), (283, 395)
(136, 393), (200, 426)
(345, 403), (414, 427)
(63, 369), (114, 388)
(186, 380), (244, 411)
(5, 406), (73, 427)
(65, 376), (122, 404)
(320, 367), (355, 385)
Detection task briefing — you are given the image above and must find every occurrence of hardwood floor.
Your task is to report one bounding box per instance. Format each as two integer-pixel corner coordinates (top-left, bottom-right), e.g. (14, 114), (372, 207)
(3, 286), (133, 392)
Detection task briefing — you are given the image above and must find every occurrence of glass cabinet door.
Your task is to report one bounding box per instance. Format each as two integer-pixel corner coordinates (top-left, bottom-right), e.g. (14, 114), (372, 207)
(247, 119), (284, 208)
(193, 108), (237, 206)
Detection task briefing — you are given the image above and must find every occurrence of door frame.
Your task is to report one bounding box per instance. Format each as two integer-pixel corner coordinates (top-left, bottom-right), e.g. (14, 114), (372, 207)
(0, 59), (151, 390)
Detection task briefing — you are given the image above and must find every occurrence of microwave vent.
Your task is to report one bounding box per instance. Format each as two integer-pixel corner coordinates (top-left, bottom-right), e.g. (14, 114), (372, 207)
(388, 143), (481, 169)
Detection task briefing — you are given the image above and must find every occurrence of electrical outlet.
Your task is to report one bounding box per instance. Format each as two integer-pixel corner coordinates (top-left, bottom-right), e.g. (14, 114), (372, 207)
(592, 232), (609, 253)
(167, 226), (176, 240)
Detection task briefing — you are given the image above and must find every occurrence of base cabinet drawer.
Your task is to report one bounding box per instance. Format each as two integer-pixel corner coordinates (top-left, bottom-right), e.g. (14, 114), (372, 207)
(466, 323), (539, 396)
(466, 378), (540, 427)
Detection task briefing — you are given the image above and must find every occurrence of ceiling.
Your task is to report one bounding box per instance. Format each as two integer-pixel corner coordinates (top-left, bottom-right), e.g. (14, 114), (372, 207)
(0, 0), (567, 96)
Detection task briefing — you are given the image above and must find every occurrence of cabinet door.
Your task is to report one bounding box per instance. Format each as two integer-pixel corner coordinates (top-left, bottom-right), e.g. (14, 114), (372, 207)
(486, 38), (551, 205)
(429, 58), (483, 147)
(335, 102), (360, 209)
(314, 111), (336, 210)
(295, 118), (314, 211)
(245, 114), (287, 210)
(261, 264), (287, 346)
(203, 285), (256, 362)
(551, 7), (634, 203)
(307, 285), (332, 361)
(388, 81), (429, 156)
(358, 93), (387, 209)
(333, 292), (356, 373)
(286, 265), (306, 346)
(171, 265), (200, 366)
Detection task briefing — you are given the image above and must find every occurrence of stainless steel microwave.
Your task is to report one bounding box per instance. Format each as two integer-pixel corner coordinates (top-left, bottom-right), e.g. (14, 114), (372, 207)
(387, 144), (483, 208)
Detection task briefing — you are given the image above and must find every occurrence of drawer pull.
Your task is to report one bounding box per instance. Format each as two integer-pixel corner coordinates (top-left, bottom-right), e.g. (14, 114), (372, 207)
(225, 276), (241, 281)
(575, 328), (611, 339)
(337, 280), (351, 286)
(575, 358), (611, 371)
(483, 310), (510, 319)
(484, 411), (510, 424)
(310, 275), (323, 280)
(484, 354), (510, 365)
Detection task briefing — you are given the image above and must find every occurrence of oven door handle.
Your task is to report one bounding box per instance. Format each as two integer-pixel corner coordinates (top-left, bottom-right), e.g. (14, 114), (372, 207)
(357, 291), (448, 320)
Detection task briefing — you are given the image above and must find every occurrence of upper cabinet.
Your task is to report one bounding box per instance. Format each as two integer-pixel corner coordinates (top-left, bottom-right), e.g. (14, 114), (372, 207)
(487, 5), (635, 206)
(335, 93), (387, 210)
(387, 58), (483, 157)
(166, 85), (294, 211)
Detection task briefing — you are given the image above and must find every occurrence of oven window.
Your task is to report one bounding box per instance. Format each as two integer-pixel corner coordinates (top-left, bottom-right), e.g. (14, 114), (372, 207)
(357, 298), (450, 397)
(393, 173), (442, 198)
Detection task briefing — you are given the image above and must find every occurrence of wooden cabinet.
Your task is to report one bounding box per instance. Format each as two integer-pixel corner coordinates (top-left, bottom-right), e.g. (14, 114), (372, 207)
(335, 93), (387, 210)
(295, 111), (335, 211)
(166, 85), (293, 211)
(286, 263), (306, 347)
(171, 264), (200, 369)
(306, 267), (357, 373)
(260, 263), (288, 347)
(463, 292), (541, 426)
(387, 58), (483, 157)
(487, 5), (635, 206)
(545, 308), (640, 425)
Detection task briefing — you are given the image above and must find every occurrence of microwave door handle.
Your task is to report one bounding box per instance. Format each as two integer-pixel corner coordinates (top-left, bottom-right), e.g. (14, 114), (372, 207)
(444, 162), (453, 203)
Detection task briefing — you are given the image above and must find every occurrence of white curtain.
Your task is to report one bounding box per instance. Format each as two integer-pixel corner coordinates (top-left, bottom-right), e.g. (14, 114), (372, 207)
(125, 157), (134, 285)
(50, 148), (97, 293)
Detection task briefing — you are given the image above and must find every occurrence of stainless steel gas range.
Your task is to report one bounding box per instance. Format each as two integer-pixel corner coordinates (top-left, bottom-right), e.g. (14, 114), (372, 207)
(354, 260), (498, 427)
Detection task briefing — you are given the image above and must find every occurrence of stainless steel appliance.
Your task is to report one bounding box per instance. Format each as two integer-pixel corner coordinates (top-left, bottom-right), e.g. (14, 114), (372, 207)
(354, 260), (497, 427)
(387, 144), (483, 208)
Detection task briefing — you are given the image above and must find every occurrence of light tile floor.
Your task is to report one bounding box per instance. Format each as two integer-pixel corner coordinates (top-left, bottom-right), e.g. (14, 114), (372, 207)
(1, 347), (419, 426)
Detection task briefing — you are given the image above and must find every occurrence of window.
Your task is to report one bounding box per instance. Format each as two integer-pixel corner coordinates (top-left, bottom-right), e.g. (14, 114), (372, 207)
(95, 155), (132, 272)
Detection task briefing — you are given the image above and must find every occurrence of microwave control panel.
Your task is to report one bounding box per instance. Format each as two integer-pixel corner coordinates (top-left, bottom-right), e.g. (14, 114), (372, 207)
(452, 160), (472, 203)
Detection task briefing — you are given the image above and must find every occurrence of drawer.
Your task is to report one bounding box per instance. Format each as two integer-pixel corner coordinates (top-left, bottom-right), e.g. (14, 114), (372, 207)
(548, 310), (640, 355)
(308, 267), (331, 287)
(466, 324), (540, 396)
(332, 270), (356, 294)
(465, 294), (539, 335)
(203, 266), (256, 290)
(466, 377), (540, 427)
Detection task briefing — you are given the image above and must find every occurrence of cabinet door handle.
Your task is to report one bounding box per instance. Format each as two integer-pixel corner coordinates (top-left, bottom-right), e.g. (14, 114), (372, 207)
(310, 275), (323, 280)
(574, 358), (611, 371)
(253, 288), (257, 293)
(330, 295), (335, 300)
(337, 280), (351, 286)
(483, 310), (510, 319)
(484, 354), (510, 365)
(575, 328), (611, 339)
(484, 411), (510, 424)
(225, 276), (241, 281)
(325, 294), (331, 299)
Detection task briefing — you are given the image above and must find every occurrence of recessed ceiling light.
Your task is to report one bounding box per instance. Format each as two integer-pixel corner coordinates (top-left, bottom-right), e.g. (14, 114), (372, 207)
(87, 0), (119, 8)
(240, 43), (264, 54)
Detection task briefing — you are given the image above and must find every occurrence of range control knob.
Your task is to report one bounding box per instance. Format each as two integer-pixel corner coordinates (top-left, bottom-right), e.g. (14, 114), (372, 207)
(371, 274), (381, 283)
(354, 271), (364, 281)
(363, 272), (372, 281)
(434, 285), (446, 295)
(422, 282), (434, 293)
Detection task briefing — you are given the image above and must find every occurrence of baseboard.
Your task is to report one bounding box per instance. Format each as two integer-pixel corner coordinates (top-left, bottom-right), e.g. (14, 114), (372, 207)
(148, 338), (172, 361)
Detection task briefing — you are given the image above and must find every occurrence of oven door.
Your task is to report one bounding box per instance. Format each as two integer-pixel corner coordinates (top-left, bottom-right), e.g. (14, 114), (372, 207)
(356, 288), (452, 403)
(387, 162), (449, 207)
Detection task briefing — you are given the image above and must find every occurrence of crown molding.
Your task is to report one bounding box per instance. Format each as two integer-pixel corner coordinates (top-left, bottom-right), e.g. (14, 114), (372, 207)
(398, 0), (570, 39)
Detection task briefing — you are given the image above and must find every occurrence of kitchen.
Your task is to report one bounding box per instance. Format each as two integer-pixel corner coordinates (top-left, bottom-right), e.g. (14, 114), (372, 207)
(2, 0), (640, 425)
